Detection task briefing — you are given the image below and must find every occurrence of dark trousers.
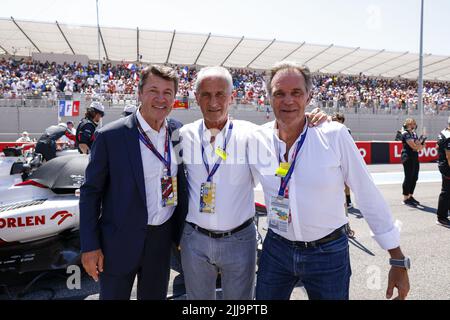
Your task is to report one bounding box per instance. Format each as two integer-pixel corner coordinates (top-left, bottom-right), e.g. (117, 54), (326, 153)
(99, 218), (173, 300)
(35, 140), (56, 161)
(402, 157), (419, 196)
(256, 229), (351, 300)
(437, 167), (450, 220)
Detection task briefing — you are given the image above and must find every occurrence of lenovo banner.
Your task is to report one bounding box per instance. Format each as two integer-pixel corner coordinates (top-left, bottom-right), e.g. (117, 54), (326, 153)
(389, 141), (438, 164)
(355, 142), (372, 164)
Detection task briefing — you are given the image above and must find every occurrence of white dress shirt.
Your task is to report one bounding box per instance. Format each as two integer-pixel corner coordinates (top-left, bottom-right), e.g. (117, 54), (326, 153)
(249, 120), (400, 250)
(180, 119), (257, 231)
(136, 111), (178, 225)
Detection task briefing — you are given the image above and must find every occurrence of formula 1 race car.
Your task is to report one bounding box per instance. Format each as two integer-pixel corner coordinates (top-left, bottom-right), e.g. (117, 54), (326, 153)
(0, 146), (86, 276)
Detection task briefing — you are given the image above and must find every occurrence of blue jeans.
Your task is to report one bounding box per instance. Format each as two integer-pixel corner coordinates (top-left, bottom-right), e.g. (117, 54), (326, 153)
(256, 229), (351, 300)
(180, 222), (257, 300)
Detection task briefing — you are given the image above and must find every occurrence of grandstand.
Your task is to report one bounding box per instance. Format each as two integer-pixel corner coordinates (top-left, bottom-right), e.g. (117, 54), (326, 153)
(0, 17), (449, 141)
(1, 18), (449, 80)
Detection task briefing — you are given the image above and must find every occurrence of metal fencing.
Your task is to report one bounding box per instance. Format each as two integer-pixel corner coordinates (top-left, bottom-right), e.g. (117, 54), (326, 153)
(1, 94), (447, 117)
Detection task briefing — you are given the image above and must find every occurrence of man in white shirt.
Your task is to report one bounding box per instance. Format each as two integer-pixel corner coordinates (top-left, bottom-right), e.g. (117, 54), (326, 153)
(179, 66), (327, 300)
(179, 67), (258, 300)
(249, 62), (410, 300)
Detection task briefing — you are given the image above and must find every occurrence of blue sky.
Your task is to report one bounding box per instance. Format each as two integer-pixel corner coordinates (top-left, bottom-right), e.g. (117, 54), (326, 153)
(2, 0), (449, 55)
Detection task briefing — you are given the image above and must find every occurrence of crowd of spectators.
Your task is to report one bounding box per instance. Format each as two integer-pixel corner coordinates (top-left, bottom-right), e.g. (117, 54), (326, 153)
(230, 68), (267, 106)
(0, 58), (137, 100)
(313, 74), (449, 114)
(0, 57), (448, 113)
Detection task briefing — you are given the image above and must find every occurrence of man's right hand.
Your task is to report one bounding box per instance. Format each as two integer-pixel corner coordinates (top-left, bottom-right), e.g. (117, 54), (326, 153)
(81, 249), (104, 282)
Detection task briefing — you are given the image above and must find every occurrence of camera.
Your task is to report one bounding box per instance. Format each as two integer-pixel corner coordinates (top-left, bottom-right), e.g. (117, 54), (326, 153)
(418, 135), (427, 145)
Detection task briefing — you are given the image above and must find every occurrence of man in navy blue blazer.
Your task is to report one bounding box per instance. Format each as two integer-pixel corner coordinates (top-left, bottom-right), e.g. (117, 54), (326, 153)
(79, 65), (188, 300)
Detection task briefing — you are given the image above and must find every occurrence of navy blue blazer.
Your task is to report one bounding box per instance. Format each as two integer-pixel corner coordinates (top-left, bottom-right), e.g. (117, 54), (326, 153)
(79, 112), (188, 275)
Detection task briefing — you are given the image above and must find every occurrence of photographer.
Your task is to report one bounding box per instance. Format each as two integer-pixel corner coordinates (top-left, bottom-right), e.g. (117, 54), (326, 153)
(436, 117), (450, 228)
(401, 118), (424, 206)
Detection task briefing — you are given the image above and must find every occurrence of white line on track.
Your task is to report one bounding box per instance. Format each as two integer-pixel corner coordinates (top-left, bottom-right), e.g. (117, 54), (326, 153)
(254, 171), (441, 191)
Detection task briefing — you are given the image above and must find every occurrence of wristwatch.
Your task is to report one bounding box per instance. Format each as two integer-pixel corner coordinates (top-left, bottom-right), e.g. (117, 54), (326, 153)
(389, 257), (411, 270)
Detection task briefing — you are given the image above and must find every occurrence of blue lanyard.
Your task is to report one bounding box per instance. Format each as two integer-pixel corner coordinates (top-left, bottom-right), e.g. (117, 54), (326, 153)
(200, 121), (233, 182)
(137, 120), (172, 176)
(277, 127), (308, 197)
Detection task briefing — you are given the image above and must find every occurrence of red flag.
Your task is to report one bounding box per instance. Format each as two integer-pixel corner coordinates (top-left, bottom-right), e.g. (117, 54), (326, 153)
(72, 101), (80, 116)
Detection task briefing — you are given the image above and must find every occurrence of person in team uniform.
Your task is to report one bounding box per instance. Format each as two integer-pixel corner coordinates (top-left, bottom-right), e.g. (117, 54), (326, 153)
(76, 101), (105, 154)
(59, 121), (77, 148)
(436, 116), (450, 228)
(35, 123), (75, 161)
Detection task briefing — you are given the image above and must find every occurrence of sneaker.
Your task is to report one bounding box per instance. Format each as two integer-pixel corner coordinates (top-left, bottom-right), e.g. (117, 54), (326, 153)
(402, 198), (416, 206)
(409, 197), (420, 205)
(436, 218), (450, 228)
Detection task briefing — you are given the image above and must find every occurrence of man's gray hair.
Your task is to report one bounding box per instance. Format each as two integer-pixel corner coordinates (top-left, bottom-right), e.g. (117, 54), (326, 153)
(194, 66), (233, 94)
(266, 61), (313, 96)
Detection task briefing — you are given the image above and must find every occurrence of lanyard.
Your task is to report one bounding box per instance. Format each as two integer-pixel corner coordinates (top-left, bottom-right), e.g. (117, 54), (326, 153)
(200, 121), (233, 182)
(277, 126), (308, 198)
(137, 120), (172, 176)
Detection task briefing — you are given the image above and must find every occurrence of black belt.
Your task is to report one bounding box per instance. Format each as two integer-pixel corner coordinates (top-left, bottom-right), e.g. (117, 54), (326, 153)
(187, 218), (254, 239)
(269, 225), (347, 249)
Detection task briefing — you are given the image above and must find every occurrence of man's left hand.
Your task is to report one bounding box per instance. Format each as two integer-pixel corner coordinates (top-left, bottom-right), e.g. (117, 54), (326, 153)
(386, 266), (410, 300)
(306, 108), (330, 127)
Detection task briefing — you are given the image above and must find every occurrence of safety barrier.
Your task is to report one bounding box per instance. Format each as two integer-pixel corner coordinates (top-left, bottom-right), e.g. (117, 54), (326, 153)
(1, 141), (438, 166)
(356, 141), (438, 164)
(0, 142), (36, 153)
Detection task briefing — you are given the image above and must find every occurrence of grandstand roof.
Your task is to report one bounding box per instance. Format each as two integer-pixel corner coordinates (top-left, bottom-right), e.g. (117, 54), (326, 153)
(1, 17), (449, 81)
